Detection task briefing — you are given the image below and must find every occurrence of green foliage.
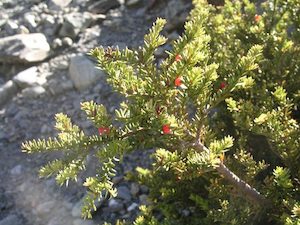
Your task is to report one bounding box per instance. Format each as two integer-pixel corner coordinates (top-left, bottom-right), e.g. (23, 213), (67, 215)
(22, 0), (300, 224)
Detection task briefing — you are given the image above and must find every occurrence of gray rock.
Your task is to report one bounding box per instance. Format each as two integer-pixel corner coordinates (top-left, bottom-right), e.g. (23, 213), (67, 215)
(23, 13), (37, 30)
(59, 12), (93, 39)
(48, 79), (74, 95)
(127, 202), (138, 212)
(130, 183), (139, 196)
(49, 0), (72, 9)
(36, 200), (56, 215)
(68, 55), (104, 91)
(13, 67), (39, 88)
(5, 20), (18, 35)
(112, 176), (123, 184)
(71, 200), (82, 218)
(108, 199), (124, 212)
(52, 38), (63, 49)
(0, 214), (23, 225)
(88, 0), (121, 14)
(22, 86), (46, 98)
(0, 33), (50, 63)
(0, 80), (18, 106)
(126, 0), (142, 7)
(139, 194), (149, 205)
(117, 186), (131, 201)
(73, 219), (94, 225)
(10, 164), (23, 175)
(17, 25), (30, 34)
(62, 37), (73, 46)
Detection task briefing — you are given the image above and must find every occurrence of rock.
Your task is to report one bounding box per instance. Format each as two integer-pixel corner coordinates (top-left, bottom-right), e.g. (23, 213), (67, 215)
(23, 13), (37, 30)
(117, 186), (131, 201)
(130, 183), (139, 196)
(22, 86), (46, 98)
(59, 12), (94, 39)
(48, 79), (74, 95)
(52, 38), (63, 49)
(17, 25), (30, 34)
(0, 80), (18, 106)
(49, 0), (72, 9)
(40, 14), (58, 36)
(139, 194), (149, 205)
(0, 33), (50, 63)
(5, 20), (18, 35)
(10, 164), (23, 175)
(126, 0), (142, 7)
(107, 199), (124, 212)
(0, 214), (23, 225)
(88, 0), (121, 14)
(68, 55), (104, 91)
(62, 37), (73, 47)
(13, 67), (39, 88)
(127, 202), (138, 212)
(73, 219), (94, 225)
(112, 176), (123, 185)
(71, 200), (83, 218)
(36, 200), (56, 215)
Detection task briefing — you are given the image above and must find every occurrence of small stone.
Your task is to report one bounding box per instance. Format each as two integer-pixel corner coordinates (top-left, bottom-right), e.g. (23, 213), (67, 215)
(112, 176), (123, 184)
(117, 186), (131, 201)
(10, 165), (22, 175)
(49, 0), (72, 9)
(22, 86), (46, 98)
(59, 12), (93, 39)
(62, 37), (73, 46)
(24, 13), (37, 29)
(126, 0), (141, 7)
(139, 194), (149, 205)
(52, 38), (63, 49)
(36, 201), (56, 215)
(88, 0), (121, 14)
(5, 20), (18, 35)
(127, 202), (138, 212)
(0, 33), (50, 63)
(0, 214), (23, 225)
(17, 25), (30, 34)
(108, 199), (124, 212)
(73, 219), (94, 225)
(69, 55), (104, 91)
(0, 80), (18, 106)
(13, 67), (39, 89)
(140, 185), (149, 193)
(130, 183), (139, 196)
(71, 200), (82, 218)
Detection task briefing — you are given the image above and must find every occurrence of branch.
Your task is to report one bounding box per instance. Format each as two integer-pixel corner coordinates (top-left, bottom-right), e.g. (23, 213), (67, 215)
(194, 141), (269, 206)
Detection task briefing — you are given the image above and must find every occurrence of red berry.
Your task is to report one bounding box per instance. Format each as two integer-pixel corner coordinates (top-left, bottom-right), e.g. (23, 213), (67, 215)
(175, 54), (182, 62)
(162, 124), (171, 134)
(98, 127), (110, 135)
(254, 14), (261, 23)
(220, 81), (227, 90)
(174, 76), (182, 87)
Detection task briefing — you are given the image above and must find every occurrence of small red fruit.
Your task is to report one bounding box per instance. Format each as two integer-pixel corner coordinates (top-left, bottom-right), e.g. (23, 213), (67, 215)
(175, 54), (182, 62)
(98, 127), (110, 135)
(174, 76), (183, 87)
(162, 124), (171, 134)
(254, 14), (261, 23)
(220, 81), (227, 90)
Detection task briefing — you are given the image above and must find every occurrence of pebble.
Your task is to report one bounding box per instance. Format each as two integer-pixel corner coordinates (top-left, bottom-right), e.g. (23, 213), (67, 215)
(0, 214), (23, 225)
(36, 200), (56, 215)
(10, 164), (23, 175)
(117, 186), (131, 201)
(130, 183), (140, 196)
(127, 202), (138, 212)
(13, 67), (39, 88)
(107, 199), (124, 212)
(22, 86), (46, 98)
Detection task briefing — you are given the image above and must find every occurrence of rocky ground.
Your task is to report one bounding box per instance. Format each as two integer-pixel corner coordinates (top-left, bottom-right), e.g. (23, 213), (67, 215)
(0, 0), (191, 224)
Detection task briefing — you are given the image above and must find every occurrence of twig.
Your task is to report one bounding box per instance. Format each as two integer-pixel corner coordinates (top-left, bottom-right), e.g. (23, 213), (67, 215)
(194, 141), (269, 206)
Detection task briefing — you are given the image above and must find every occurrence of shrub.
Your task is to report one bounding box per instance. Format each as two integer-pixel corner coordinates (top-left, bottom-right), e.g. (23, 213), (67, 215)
(22, 0), (300, 224)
